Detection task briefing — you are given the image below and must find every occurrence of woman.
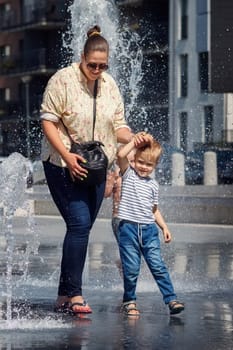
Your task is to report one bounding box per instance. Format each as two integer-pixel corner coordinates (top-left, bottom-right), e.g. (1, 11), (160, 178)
(40, 25), (132, 314)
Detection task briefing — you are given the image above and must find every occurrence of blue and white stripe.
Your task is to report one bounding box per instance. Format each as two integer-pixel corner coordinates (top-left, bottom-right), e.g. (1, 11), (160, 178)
(118, 166), (159, 224)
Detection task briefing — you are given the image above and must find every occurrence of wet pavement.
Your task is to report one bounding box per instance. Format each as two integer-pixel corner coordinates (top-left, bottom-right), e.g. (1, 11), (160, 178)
(0, 216), (233, 349)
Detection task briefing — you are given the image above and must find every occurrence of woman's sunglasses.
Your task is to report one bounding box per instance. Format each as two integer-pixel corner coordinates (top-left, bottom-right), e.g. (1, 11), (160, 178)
(86, 62), (109, 71)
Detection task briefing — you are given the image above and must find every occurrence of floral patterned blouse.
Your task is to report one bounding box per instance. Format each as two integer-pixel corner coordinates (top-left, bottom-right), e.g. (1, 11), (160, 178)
(40, 62), (129, 167)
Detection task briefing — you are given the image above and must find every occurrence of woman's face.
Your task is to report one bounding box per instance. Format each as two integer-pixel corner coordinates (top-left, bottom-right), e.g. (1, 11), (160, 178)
(81, 51), (109, 81)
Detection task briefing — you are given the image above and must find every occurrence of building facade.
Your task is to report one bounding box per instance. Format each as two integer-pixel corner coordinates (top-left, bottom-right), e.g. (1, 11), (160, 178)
(1, 0), (231, 164)
(169, 0), (233, 153)
(0, 0), (70, 158)
(0, 0), (169, 159)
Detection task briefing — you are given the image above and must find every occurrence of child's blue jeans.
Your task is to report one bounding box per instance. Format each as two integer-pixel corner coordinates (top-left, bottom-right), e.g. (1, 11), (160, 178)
(118, 220), (177, 304)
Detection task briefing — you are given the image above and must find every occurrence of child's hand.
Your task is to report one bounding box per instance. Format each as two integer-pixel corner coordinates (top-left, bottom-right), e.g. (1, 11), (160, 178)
(163, 227), (172, 243)
(104, 171), (116, 198)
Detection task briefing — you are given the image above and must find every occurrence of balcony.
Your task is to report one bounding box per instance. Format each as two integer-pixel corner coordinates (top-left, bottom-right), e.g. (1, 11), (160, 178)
(0, 1), (66, 31)
(0, 48), (59, 77)
(115, 0), (143, 6)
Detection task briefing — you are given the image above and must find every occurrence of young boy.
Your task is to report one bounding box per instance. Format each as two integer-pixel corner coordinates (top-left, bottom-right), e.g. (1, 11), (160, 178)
(117, 132), (184, 317)
(104, 148), (135, 244)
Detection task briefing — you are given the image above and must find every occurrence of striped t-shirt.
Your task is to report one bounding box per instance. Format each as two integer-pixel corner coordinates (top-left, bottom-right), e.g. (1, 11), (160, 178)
(118, 166), (159, 224)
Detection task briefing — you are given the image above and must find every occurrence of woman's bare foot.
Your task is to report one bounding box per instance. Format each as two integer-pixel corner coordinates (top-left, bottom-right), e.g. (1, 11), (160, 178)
(70, 296), (84, 305)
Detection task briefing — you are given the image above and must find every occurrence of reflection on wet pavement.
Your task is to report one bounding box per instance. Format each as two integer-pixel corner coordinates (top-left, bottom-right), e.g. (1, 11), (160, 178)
(0, 218), (232, 349)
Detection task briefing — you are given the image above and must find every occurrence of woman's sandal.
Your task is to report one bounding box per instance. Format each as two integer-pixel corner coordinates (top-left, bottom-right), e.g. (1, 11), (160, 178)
(69, 300), (92, 314)
(169, 300), (185, 315)
(121, 301), (140, 317)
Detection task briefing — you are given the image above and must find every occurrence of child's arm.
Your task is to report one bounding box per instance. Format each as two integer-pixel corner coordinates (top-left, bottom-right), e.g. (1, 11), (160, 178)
(104, 170), (116, 198)
(112, 175), (122, 216)
(154, 207), (172, 243)
(117, 139), (135, 174)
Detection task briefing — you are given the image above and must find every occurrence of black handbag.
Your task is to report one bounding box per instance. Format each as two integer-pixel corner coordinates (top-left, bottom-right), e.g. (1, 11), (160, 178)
(62, 79), (108, 186)
(70, 140), (108, 185)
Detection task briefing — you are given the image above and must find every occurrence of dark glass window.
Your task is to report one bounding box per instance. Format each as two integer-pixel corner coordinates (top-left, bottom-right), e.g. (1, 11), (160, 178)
(180, 54), (188, 97)
(0, 46), (6, 58)
(181, 0), (188, 39)
(180, 111), (188, 151)
(199, 52), (209, 92)
(204, 106), (214, 143)
(0, 88), (5, 102)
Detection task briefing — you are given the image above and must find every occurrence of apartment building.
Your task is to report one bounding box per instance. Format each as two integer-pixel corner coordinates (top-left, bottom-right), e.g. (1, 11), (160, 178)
(0, 0), (70, 158)
(0, 0), (169, 159)
(169, 0), (233, 153)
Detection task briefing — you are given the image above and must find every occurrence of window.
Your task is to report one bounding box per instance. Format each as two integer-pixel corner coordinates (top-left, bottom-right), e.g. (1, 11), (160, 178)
(0, 124), (3, 144)
(199, 52), (208, 92)
(204, 106), (214, 143)
(180, 112), (188, 151)
(0, 45), (10, 59)
(180, 54), (188, 97)
(0, 45), (12, 71)
(0, 88), (4, 103)
(5, 88), (10, 101)
(0, 3), (11, 27)
(0, 88), (10, 103)
(180, 0), (188, 39)
(0, 3), (11, 16)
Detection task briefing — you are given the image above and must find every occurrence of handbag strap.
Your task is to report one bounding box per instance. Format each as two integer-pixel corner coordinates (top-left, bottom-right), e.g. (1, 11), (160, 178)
(61, 79), (98, 141)
(92, 79), (98, 140)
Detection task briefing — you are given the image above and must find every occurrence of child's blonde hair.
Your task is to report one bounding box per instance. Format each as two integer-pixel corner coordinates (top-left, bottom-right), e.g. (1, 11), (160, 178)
(135, 139), (162, 164)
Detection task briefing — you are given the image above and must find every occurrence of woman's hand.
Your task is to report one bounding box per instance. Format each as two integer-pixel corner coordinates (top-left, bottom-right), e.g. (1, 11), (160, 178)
(63, 152), (88, 181)
(133, 132), (153, 148)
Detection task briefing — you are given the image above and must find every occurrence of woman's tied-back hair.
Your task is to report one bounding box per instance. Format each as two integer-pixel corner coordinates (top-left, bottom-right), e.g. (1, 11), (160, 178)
(135, 139), (163, 164)
(84, 25), (109, 57)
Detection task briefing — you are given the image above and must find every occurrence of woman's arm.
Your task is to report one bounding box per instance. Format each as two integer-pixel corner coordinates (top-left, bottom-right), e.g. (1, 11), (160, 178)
(115, 127), (133, 144)
(42, 120), (69, 160)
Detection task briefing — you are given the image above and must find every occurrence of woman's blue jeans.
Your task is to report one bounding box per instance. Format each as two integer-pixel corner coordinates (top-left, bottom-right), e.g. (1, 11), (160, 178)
(118, 220), (177, 304)
(43, 160), (106, 298)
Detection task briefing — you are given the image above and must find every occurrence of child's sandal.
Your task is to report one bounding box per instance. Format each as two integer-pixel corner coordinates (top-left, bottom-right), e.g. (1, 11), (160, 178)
(121, 301), (140, 317)
(169, 300), (185, 315)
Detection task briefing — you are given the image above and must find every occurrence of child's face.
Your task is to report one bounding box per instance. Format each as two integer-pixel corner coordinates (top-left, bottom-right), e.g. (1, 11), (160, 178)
(134, 154), (156, 178)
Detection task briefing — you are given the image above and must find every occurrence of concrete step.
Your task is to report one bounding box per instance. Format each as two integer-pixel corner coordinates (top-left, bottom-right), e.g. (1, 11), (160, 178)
(29, 185), (233, 225)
